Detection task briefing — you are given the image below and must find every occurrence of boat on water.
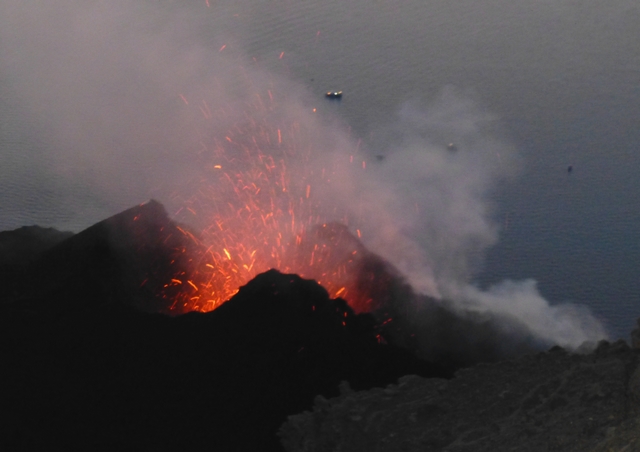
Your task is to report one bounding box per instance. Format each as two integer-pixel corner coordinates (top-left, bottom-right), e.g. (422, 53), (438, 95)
(325, 91), (342, 98)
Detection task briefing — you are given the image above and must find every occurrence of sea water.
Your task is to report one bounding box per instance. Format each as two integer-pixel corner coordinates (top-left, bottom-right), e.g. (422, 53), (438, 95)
(1, 0), (638, 339)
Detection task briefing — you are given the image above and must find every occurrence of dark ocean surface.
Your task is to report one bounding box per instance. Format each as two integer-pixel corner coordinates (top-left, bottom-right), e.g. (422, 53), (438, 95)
(1, 0), (638, 339)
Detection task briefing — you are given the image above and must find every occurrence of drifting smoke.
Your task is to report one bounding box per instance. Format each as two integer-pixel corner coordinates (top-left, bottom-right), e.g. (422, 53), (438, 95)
(0, 0), (269, 228)
(313, 92), (608, 349)
(0, 1), (607, 349)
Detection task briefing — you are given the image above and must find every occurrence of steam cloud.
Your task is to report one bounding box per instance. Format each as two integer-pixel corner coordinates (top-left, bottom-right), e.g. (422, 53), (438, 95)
(0, 1), (607, 349)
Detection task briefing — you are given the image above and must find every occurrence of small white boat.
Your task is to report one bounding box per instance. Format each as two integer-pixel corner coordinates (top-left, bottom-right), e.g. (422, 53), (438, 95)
(325, 91), (342, 99)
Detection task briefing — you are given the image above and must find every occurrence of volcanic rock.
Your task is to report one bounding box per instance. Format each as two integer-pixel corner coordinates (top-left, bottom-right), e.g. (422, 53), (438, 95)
(288, 222), (546, 370)
(0, 201), (450, 451)
(632, 318), (640, 350)
(2, 200), (547, 370)
(0, 225), (73, 300)
(4, 200), (197, 314)
(0, 268), (442, 451)
(1, 200), (626, 451)
(279, 338), (640, 452)
(0, 225), (73, 266)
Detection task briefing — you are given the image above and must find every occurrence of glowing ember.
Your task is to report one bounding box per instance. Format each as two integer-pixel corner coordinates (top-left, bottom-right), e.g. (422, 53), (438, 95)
(160, 88), (374, 314)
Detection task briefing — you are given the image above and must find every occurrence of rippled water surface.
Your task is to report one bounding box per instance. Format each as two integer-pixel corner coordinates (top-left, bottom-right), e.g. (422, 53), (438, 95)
(1, 0), (639, 339)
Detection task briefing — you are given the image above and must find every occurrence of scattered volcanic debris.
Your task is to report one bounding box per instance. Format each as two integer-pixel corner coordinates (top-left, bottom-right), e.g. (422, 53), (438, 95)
(279, 339), (640, 452)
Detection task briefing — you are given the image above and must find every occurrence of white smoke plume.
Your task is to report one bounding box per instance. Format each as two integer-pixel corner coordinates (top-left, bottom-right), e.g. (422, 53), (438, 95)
(0, 0), (607, 349)
(314, 90), (608, 348)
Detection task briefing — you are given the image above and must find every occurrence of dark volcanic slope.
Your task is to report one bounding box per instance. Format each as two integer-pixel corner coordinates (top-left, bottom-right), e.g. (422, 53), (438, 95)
(3, 199), (547, 370)
(280, 339), (640, 452)
(5, 200), (196, 314)
(2, 200), (616, 451)
(0, 225), (73, 267)
(0, 225), (73, 300)
(0, 270), (439, 451)
(0, 200), (447, 452)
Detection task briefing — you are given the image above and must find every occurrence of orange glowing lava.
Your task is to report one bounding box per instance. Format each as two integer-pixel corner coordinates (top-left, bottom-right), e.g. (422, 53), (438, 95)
(161, 88), (375, 314)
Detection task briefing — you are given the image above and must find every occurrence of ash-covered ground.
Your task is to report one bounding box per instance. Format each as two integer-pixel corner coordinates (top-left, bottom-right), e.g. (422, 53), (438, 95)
(280, 337), (640, 452)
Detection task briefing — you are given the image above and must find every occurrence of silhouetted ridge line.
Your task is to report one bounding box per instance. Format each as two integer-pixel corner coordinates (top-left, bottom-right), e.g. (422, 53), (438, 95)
(0, 268), (443, 451)
(12, 200), (195, 313)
